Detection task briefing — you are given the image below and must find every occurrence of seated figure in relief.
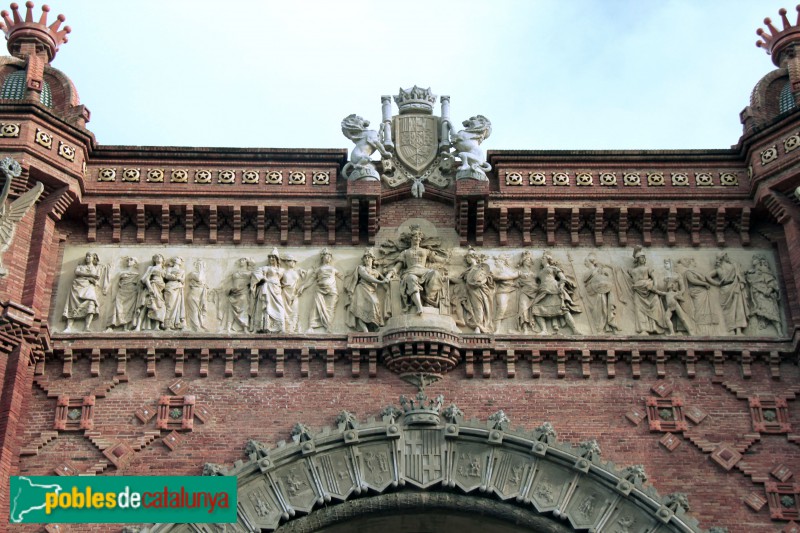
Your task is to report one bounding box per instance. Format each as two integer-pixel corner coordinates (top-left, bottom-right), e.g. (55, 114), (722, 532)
(380, 225), (449, 315)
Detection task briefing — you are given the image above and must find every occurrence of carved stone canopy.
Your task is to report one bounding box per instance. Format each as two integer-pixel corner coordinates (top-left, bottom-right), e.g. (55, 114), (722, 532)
(148, 394), (712, 533)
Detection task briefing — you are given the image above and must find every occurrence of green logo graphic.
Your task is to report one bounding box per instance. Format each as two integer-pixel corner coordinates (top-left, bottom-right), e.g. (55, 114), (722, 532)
(10, 476), (237, 524)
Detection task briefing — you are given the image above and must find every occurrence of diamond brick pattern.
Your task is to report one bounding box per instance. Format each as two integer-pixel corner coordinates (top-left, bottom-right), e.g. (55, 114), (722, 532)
(710, 444), (742, 471)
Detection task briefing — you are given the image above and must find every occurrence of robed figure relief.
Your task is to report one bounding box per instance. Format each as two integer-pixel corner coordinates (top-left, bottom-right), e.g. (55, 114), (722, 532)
(301, 248), (342, 333)
(107, 256), (140, 331)
(676, 257), (719, 336)
(344, 248), (389, 332)
(745, 254), (784, 335)
(281, 254), (306, 334)
(251, 249), (287, 334)
(222, 258), (255, 333)
(163, 257), (186, 330)
(459, 248), (495, 334)
(624, 246), (668, 335)
(186, 260), (208, 332)
(581, 253), (623, 334)
(491, 254), (519, 333)
(63, 252), (109, 332)
(708, 252), (749, 335)
(380, 225), (449, 316)
(522, 251), (581, 335)
(134, 254), (167, 331)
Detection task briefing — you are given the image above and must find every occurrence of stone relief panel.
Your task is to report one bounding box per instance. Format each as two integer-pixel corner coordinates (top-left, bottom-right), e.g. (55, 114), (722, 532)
(52, 231), (786, 338)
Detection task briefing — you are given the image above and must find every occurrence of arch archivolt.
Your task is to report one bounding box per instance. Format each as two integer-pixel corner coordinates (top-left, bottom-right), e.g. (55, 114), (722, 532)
(152, 395), (707, 533)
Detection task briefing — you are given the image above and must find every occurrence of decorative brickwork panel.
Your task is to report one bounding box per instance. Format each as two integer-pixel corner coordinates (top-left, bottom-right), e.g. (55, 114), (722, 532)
(767, 482), (800, 521)
(710, 444), (742, 471)
(646, 397), (687, 432)
(157, 395), (195, 431)
(750, 397), (791, 434)
(53, 395), (94, 431)
(102, 441), (135, 470)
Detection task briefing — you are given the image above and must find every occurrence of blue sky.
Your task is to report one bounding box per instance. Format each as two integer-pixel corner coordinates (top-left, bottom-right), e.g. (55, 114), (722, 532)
(43, 1), (782, 150)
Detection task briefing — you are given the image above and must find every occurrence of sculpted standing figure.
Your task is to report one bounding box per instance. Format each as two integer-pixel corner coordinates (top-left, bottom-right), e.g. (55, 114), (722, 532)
(107, 256), (140, 331)
(301, 248), (342, 332)
(491, 254), (519, 333)
(163, 257), (186, 330)
(582, 253), (623, 333)
(186, 260), (208, 331)
(708, 252), (748, 335)
(381, 225), (448, 315)
(345, 248), (389, 332)
(661, 260), (695, 336)
(341, 114), (392, 181)
(676, 257), (718, 335)
(0, 157), (43, 277)
(745, 254), (784, 335)
(281, 254), (306, 334)
(224, 258), (254, 333)
(516, 251), (538, 333)
(251, 249), (287, 333)
(528, 251), (581, 335)
(626, 247), (668, 335)
(63, 252), (108, 332)
(134, 254), (167, 331)
(460, 248), (495, 333)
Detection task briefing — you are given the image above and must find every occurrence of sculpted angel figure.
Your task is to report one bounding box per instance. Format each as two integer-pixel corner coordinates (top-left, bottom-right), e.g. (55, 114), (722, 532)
(344, 248), (389, 332)
(63, 252), (109, 332)
(708, 252), (748, 335)
(745, 254), (783, 335)
(251, 249), (287, 333)
(0, 157), (44, 277)
(341, 114), (392, 181)
(443, 115), (492, 180)
(380, 225), (449, 315)
(107, 256), (140, 331)
(300, 248), (342, 332)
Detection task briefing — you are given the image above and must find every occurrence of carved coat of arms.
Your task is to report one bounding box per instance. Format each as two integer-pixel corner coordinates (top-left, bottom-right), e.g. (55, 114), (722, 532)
(341, 86), (492, 197)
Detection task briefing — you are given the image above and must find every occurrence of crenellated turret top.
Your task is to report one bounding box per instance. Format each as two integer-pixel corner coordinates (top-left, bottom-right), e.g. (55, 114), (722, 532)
(0, 1), (69, 62)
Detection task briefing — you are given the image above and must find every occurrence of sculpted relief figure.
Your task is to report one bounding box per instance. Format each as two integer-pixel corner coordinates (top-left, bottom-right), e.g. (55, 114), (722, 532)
(281, 254), (306, 334)
(582, 253), (623, 334)
(186, 260), (208, 331)
(516, 251), (538, 333)
(344, 248), (389, 332)
(442, 115), (492, 181)
(491, 254), (519, 333)
(459, 248), (495, 333)
(301, 248), (342, 332)
(63, 252), (109, 332)
(676, 257), (719, 335)
(526, 251), (581, 335)
(107, 256), (140, 331)
(708, 252), (749, 335)
(626, 247), (668, 335)
(381, 225), (449, 315)
(163, 257), (186, 330)
(341, 114), (392, 181)
(251, 249), (287, 333)
(223, 258), (255, 333)
(134, 254), (167, 331)
(661, 260), (695, 336)
(745, 254), (784, 335)
(0, 156), (43, 277)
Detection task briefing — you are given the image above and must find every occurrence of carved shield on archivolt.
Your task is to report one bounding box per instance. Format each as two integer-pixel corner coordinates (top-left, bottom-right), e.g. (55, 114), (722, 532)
(394, 114), (439, 174)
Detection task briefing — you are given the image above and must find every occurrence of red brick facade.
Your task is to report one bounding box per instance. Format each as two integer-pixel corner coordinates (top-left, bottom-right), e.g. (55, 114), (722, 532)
(2, 4), (800, 533)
